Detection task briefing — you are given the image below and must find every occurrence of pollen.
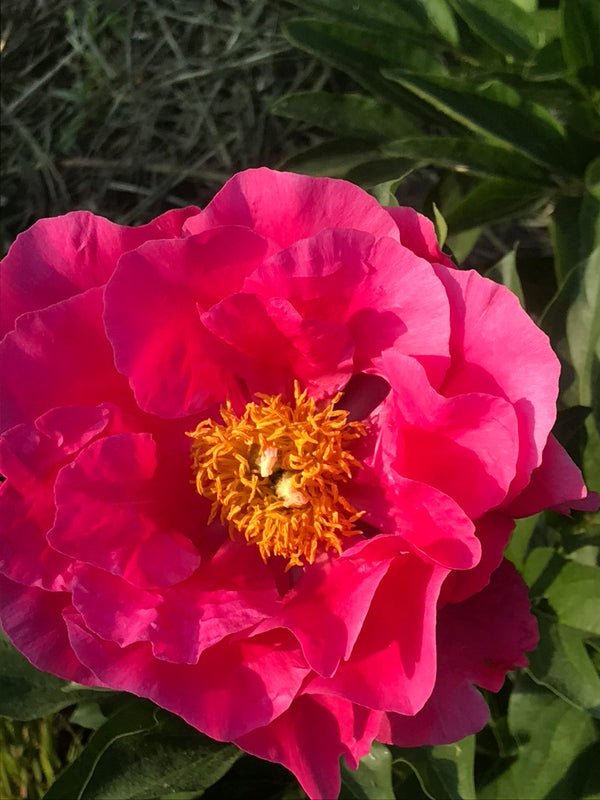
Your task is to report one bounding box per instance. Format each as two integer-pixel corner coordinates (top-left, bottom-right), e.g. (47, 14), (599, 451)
(187, 382), (366, 568)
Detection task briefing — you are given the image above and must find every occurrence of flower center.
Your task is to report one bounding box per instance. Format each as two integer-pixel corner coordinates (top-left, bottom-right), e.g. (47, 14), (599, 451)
(188, 383), (366, 568)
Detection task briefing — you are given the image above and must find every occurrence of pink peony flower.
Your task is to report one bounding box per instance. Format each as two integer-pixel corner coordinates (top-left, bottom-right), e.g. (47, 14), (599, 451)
(0, 168), (596, 798)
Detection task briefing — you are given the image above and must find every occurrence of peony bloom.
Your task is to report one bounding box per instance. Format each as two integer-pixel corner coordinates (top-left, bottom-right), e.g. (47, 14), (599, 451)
(0, 168), (596, 798)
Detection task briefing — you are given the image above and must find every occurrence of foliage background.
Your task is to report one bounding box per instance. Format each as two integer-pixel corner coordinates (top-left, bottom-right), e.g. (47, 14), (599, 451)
(1, 1), (598, 799)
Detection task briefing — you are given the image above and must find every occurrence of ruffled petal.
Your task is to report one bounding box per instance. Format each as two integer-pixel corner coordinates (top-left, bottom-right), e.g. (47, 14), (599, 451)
(379, 560), (538, 746)
(104, 228), (269, 417)
(65, 610), (310, 740)
(0, 207), (200, 337)
(48, 433), (202, 589)
(435, 267), (560, 499)
(310, 556), (447, 714)
(385, 206), (456, 270)
(184, 167), (400, 247)
(505, 434), (599, 517)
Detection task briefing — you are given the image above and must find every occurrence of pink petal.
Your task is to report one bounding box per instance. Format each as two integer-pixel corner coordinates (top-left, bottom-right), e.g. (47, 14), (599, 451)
(0, 575), (101, 685)
(0, 289), (136, 434)
(236, 694), (381, 800)
(346, 469), (480, 571)
(244, 229), (451, 387)
(256, 548), (395, 677)
(385, 206), (456, 269)
(0, 207), (199, 337)
(65, 610), (310, 740)
(376, 351), (520, 517)
(435, 267), (560, 499)
(506, 434), (600, 517)
(310, 556), (447, 714)
(380, 560), (538, 746)
(104, 228), (268, 417)
(184, 167), (400, 247)
(201, 293), (354, 400)
(48, 433), (201, 589)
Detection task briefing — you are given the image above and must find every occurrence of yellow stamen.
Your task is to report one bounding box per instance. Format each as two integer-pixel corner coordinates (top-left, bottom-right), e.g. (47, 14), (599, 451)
(187, 382), (365, 568)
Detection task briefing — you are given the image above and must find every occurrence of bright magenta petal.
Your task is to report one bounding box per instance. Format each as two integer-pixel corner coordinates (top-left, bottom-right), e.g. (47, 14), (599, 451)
(184, 167), (400, 247)
(506, 434), (599, 517)
(385, 206), (456, 270)
(380, 560), (538, 746)
(236, 693), (381, 800)
(48, 433), (201, 589)
(65, 611), (310, 740)
(311, 556), (447, 714)
(0, 576), (101, 685)
(435, 267), (560, 499)
(0, 207), (199, 337)
(104, 228), (268, 417)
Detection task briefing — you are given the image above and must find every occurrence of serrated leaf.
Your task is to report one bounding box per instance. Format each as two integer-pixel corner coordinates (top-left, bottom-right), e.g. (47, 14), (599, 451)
(341, 741), (395, 799)
(392, 737), (476, 800)
(561, 0), (600, 88)
(272, 92), (419, 140)
(528, 613), (600, 717)
(44, 700), (242, 800)
(0, 633), (103, 720)
(447, 0), (543, 61)
(385, 136), (550, 183)
(442, 178), (547, 233)
(479, 675), (598, 800)
(383, 71), (576, 173)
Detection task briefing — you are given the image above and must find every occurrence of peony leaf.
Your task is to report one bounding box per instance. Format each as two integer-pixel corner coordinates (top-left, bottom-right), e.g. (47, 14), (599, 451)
(392, 736), (476, 800)
(43, 700), (242, 800)
(447, 0), (543, 61)
(0, 633), (102, 720)
(341, 741), (395, 799)
(523, 548), (600, 637)
(478, 674), (598, 799)
(528, 613), (600, 718)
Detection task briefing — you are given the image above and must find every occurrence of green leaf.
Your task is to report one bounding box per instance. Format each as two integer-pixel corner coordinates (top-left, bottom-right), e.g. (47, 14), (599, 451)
(561, 0), (600, 88)
(0, 633), (103, 720)
(384, 136), (550, 183)
(442, 178), (547, 233)
(528, 613), (600, 717)
(566, 244), (600, 408)
(288, 0), (433, 37)
(484, 247), (525, 305)
(392, 736), (476, 800)
(272, 92), (419, 141)
(415, 0), (460, 46)
(585, 156), (600, 201)
(505, 514), (539, 571)
(447, 0), (543, 61)
(341, 741), (395, 799)
(432, 203), (448, 249)
(479, 675), (599, 800)
(278, 138), (382, 177)
(44, 700), (242, 800)
(345, 157), (416, 186)
(383, 71), (576, 172)
(523, 548), (600, 636)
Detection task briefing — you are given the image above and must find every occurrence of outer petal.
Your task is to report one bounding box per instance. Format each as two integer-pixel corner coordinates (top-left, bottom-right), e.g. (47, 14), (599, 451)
(310, 556), (448, 715)
(104, 227), (269, 417)
(385, 206), (456, 270)
(0, 576), (101, 686)
(235, 694), (382, 800)
(0, 289), (137, 434)
(184, 167), (400, 247)
(48, 433), (201, 589)
(244, 229), (451, 387)
(0, 207), (200, 337)
(505, 434), (599, 517)
(435, 267), (560, 499)
(65, 611), (310, 741)
(379, 560), (538, 746)
(376, 352), (520, 518)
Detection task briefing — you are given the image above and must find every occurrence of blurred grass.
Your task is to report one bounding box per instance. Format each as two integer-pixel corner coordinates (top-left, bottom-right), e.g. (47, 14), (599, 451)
(0, 0), (340, 252)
